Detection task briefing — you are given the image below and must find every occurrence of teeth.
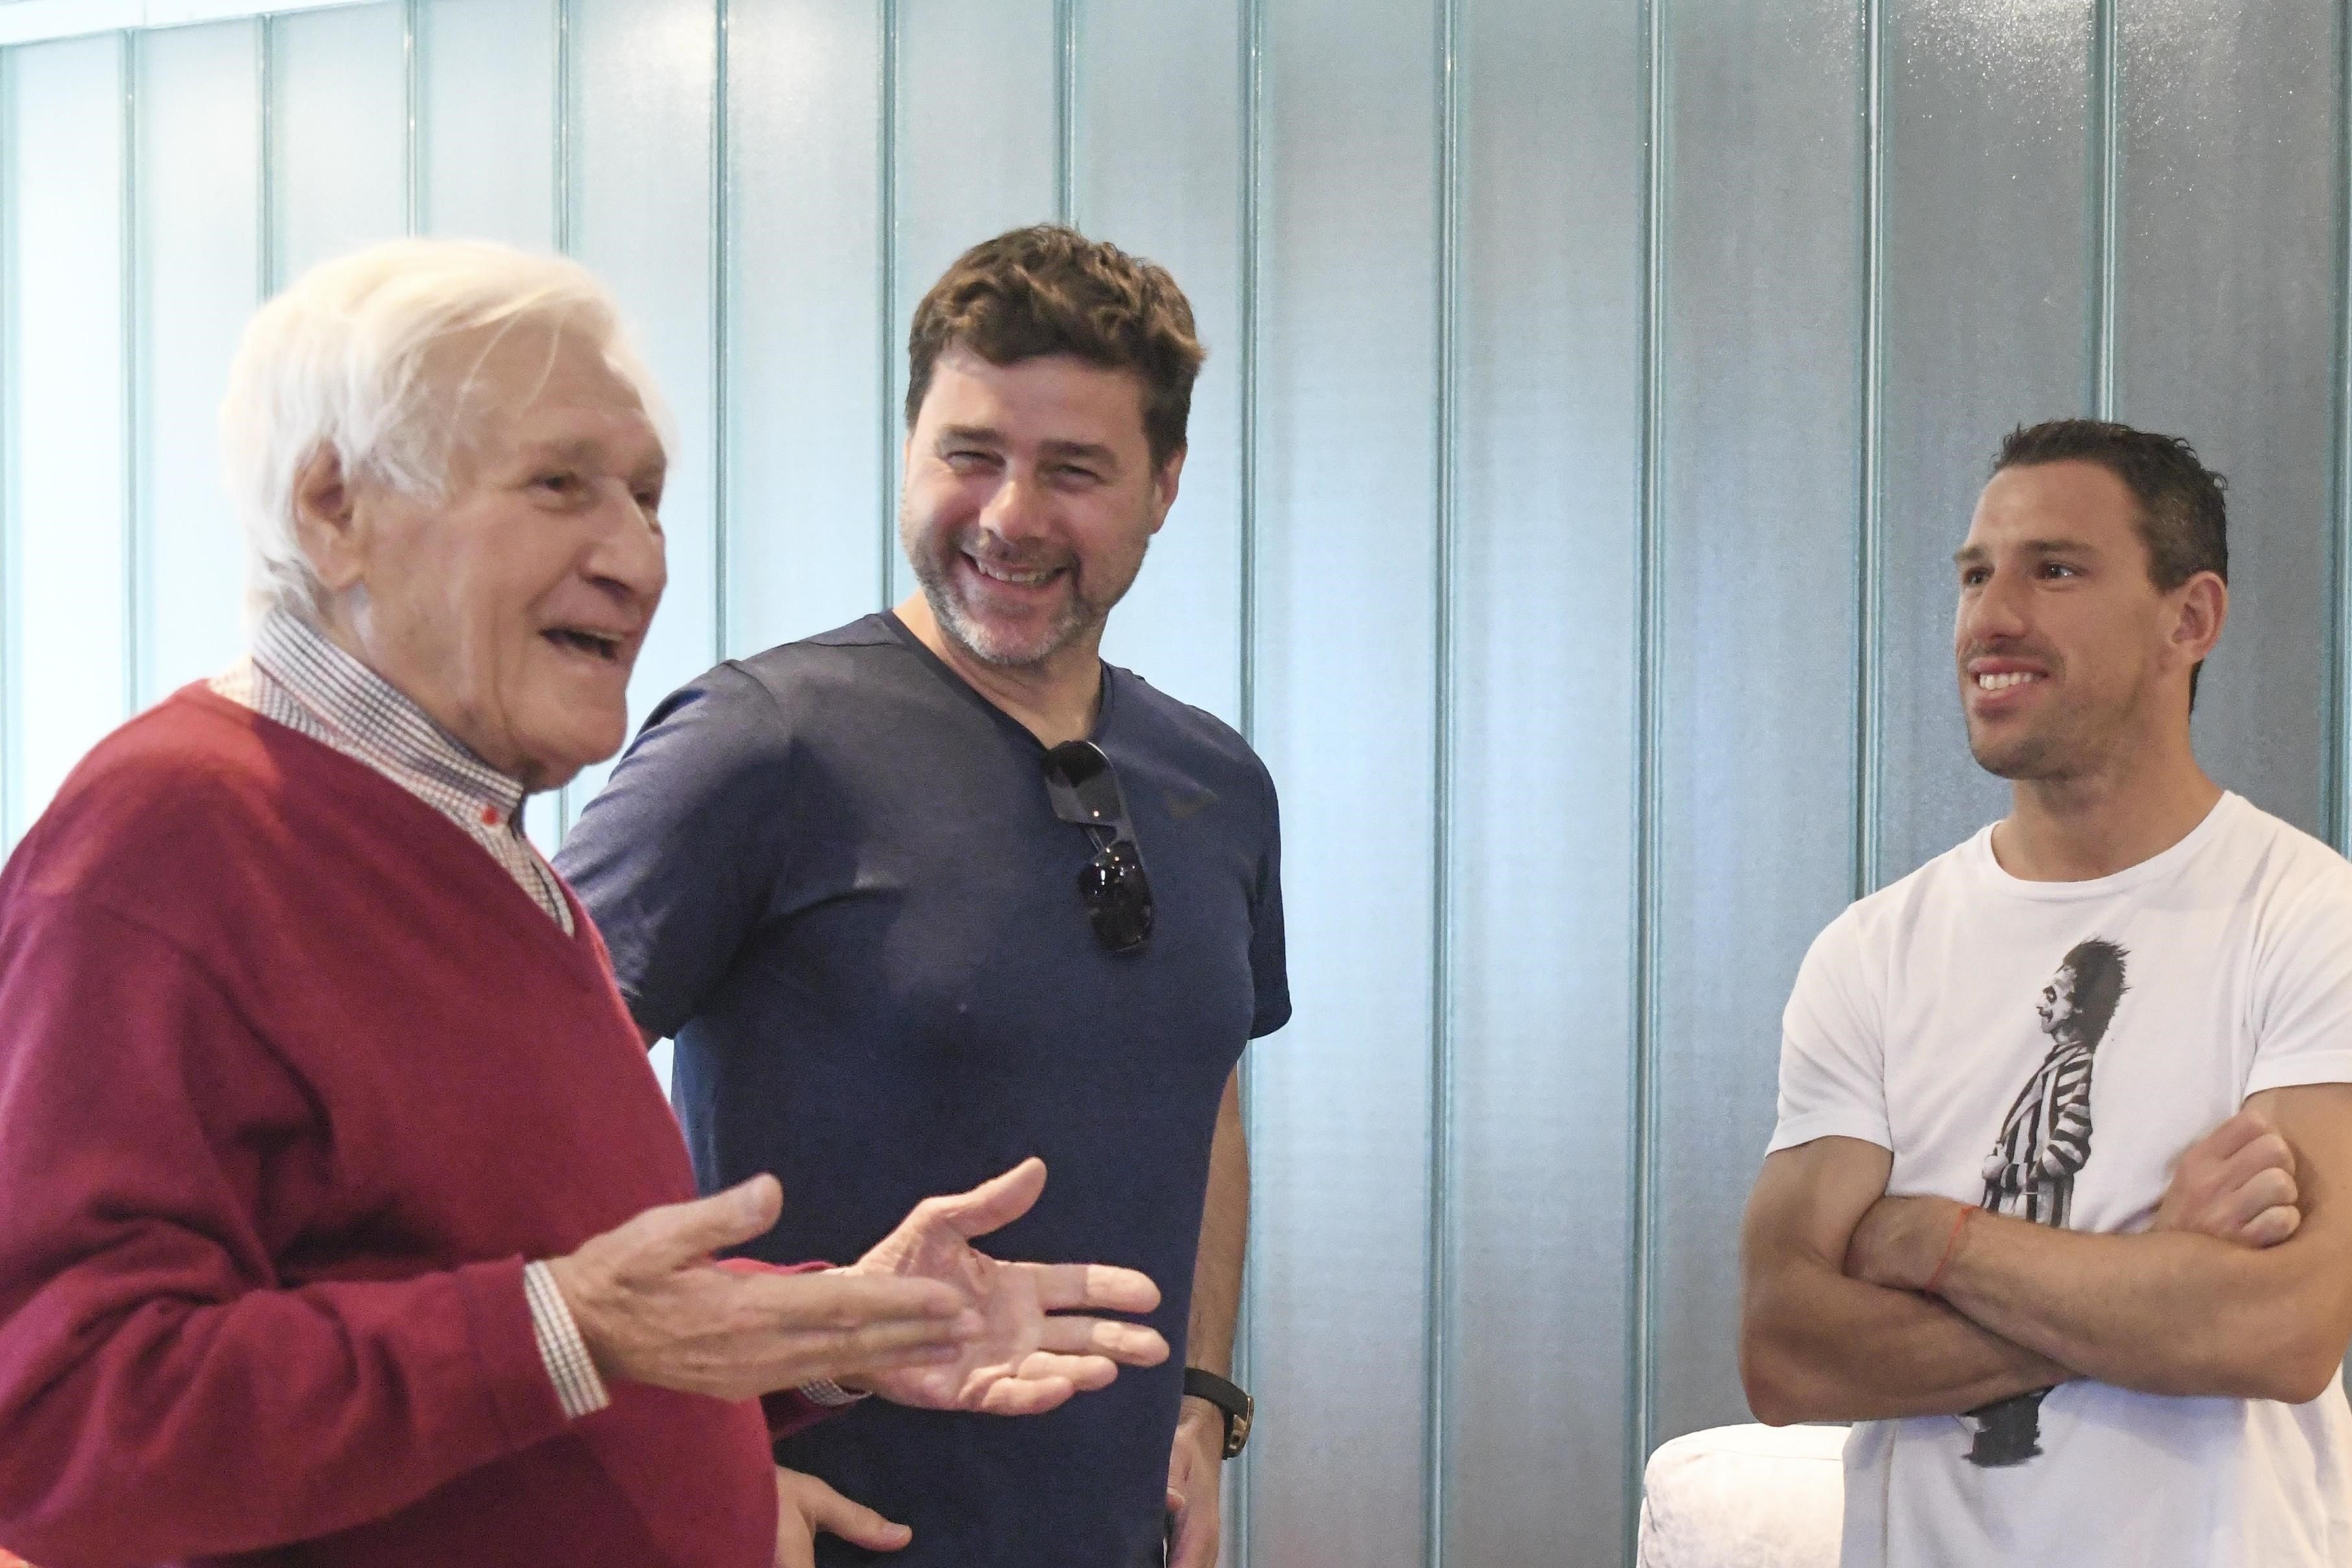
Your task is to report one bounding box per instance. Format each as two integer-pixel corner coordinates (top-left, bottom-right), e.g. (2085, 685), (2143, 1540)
(971, 557), (1057, 587)
(1977, 671), (2042, 691)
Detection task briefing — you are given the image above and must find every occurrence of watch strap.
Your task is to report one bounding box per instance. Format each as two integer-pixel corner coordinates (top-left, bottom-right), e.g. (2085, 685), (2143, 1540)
(1182, 1367), (1253, 1458)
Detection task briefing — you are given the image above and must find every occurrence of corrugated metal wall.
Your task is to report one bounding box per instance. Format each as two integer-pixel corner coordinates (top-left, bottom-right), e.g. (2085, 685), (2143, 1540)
(1, 2), (2346, 1563)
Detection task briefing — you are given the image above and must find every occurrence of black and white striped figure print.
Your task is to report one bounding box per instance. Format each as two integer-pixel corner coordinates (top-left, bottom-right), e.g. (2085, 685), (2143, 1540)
(1961, 937), (2130, 1469)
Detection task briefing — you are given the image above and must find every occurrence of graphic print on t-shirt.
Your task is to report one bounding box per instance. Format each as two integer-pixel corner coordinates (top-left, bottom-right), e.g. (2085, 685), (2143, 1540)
(1960, 936), (2129, 1469)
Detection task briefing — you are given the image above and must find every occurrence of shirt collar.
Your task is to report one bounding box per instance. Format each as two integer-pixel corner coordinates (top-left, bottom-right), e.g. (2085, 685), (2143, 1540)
(250, 608), (531, 829)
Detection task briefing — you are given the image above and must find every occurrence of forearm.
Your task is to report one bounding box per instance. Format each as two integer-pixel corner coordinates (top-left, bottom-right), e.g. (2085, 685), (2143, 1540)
(1742, 1258), (2066, 1425)
(1933, 1212), (2346, 1402)
(1186, 1071), (1248, 1377)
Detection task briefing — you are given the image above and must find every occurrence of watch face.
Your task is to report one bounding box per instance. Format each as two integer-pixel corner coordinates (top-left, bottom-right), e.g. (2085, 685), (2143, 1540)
(1226, 1396), (1254, 1458)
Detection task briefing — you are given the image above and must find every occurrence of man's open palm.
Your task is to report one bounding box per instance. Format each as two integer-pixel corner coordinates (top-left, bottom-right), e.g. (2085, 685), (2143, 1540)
(850, 1158), (1169, 1415)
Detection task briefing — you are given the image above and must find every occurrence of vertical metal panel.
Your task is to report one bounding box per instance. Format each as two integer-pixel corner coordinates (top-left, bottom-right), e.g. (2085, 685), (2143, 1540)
(561, 0), (715, 824)
(269, 1), (406, 282)
(1443, 0), (1645, 1556)
(1648, 0), (1865, 1447)
(2338, 0), (2352, 854)
(413, 0), (561, 858)
(415, 0), (558, 248)
(1874, 1), (2094, 884)
(1247, 0), (1438, 1562)
(5, 36), (130, 840)
(2113, 0), (2340, 837)
(722, 0), (885, 656)
(885, 0), (1057, 606)
(0, 45), (14, 846)
(135, 19), (262, 702)
(1075, 0), (1245, 725)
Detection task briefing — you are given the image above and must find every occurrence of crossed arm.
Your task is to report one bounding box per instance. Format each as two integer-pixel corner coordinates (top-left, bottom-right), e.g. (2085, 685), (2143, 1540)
(1739, 1084), (2352, 1425)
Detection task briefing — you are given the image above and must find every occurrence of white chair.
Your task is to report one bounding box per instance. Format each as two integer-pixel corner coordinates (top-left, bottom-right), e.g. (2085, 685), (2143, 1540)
(1636, 1423), (1846, 1568)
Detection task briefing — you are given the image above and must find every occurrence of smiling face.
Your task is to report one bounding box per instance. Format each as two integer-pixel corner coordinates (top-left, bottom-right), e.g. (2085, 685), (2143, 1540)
(898, 348), (1179, 670)
(1953, 460), (2218, 783)
(297, 322), (668, 790)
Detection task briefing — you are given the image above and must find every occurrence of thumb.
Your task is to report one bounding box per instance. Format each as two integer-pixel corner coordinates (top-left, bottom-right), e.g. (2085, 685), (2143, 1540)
(799, 1475), (913, 1552)
(931, 1157), (1047, 1241)
(628, 1175), (783, 1269)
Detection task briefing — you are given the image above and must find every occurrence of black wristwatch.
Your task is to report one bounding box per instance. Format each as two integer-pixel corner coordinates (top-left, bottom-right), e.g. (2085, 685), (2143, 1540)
(1182, 1367), (1253, 1459)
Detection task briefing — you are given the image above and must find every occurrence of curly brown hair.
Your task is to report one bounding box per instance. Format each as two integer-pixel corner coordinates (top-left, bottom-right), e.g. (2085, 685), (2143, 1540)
(905, 225), (1203, 467)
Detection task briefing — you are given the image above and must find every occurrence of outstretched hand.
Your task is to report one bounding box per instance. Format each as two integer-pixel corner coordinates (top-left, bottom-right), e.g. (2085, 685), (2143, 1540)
(848, 1158), (1169, 1415)
(547, 1176), (977, 1401)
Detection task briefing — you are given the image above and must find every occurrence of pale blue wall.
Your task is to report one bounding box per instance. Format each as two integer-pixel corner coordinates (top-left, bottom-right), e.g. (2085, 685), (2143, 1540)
(3, 3), (2347, 1564)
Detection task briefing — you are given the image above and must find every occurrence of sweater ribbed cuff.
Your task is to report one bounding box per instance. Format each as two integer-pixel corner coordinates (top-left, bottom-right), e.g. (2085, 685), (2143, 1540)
(522, 1259), (611, 1420)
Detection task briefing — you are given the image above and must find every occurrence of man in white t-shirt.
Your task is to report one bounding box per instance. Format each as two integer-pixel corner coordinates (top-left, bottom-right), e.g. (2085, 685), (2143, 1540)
(1738, 418), (2352, 1565)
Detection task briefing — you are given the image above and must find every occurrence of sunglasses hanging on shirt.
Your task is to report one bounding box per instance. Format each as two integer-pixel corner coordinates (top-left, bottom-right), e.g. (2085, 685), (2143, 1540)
(1040, 740), (1155, 955)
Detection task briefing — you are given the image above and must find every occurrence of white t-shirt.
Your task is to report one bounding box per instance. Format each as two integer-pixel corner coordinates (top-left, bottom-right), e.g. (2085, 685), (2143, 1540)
(1770, 792), (2352, 1567)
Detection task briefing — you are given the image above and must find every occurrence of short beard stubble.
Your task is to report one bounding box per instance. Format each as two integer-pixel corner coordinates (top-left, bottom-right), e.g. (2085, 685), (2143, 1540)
(901, 511), (1120, 670)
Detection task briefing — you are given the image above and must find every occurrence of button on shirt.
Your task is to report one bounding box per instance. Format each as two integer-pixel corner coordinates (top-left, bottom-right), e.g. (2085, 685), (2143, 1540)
(212, 609), (609, 1421)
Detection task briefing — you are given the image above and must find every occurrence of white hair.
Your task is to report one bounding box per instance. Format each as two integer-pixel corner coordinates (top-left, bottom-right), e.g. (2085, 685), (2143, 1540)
(219, 238), (670, 624)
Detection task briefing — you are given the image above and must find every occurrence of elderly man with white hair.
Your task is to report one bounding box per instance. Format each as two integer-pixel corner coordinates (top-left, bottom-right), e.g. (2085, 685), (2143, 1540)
(0, 239), (1166, 1568)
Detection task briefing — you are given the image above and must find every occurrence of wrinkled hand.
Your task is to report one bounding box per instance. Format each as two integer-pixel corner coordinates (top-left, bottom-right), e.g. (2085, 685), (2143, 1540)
(2155, 1109), (2301, 1247)
(1844, 1194), (1963, 1292)
(846, 1158), (1170, 1415)
(1165, 1397), (1225, 1568)
(773, 1466), (909, 1568)
(546, 1176), (978, 1401)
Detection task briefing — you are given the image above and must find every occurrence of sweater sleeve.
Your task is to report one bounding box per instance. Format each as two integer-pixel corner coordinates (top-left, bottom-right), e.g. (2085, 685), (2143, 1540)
(0, 898), (571, 1566)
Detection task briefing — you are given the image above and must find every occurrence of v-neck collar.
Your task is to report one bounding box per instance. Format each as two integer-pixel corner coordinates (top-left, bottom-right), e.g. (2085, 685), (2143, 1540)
(878, 609), (1118, 752)
(180, 685), (611, 992)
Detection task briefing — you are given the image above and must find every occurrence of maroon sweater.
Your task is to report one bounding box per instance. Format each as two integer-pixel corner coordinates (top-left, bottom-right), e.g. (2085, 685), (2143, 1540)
(0, 689), (784, 1567)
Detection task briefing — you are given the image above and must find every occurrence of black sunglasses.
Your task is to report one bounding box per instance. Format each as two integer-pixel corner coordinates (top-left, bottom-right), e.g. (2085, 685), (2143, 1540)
(1041, 740), (1155, 954)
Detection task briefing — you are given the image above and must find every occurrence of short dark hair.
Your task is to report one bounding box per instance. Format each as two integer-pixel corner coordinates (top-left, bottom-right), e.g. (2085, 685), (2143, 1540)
(905, 225), (1203, 468)
(1992, 419), (2229, 705)
(2057, 938), (2129, 1048)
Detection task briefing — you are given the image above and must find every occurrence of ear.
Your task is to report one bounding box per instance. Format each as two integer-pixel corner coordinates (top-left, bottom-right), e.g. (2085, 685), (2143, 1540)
(1147, 445), (1186, 536)
(2167, 570), (2228, 673)
(289, 445), (367, 595)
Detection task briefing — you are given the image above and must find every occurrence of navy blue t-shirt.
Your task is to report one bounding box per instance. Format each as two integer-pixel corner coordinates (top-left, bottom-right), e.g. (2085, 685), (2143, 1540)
(556, 612), (1289, 1568)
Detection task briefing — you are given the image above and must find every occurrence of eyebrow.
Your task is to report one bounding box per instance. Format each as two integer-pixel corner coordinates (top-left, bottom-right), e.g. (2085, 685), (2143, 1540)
(1953, 537), (2100, 567)
(934, 426), (1120, 468)
(519, 437), (607, 467)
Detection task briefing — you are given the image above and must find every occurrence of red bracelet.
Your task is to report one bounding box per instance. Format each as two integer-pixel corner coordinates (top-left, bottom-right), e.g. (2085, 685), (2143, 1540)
(1922, 1205), (1976, 1297)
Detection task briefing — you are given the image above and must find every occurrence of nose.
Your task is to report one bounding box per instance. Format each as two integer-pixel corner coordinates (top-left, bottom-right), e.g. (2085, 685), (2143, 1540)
(1959, 563), (2029, 650)
(979, 467), (1052, 543)
(583, 481), (668, 612)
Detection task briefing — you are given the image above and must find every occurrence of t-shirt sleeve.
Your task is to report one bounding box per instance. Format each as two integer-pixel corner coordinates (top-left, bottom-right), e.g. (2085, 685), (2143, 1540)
(1766, 909), (1892, 1156)
(2243, 854), (2352, 1096)
(1245, 757), (1292, 1040)
(556, 664), (790, 1040)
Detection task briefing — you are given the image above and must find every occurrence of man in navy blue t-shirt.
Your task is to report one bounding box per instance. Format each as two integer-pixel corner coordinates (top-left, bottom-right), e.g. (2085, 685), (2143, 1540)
(559, 225), (1289, 1568)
